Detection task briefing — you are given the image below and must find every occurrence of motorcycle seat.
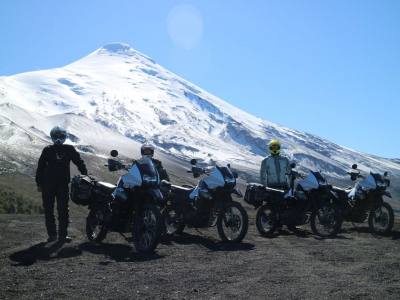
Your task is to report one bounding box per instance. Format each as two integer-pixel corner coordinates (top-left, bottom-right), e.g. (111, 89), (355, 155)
(171, 184), (193, 192)
(161, 180), (172, 188)
(265, 187), (286, 194)
(332, 185), (353, 193)
(96, 181), (117, 194)
(171, 185), (193, 200)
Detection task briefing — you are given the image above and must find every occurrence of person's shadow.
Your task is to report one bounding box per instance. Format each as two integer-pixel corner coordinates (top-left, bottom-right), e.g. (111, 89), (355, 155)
(9, 241), (82, 266)
(78, 242), (164, 262)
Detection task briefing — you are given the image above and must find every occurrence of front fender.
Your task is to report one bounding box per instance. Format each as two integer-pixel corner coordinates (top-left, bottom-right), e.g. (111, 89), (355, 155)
(144, 188), (165, 206)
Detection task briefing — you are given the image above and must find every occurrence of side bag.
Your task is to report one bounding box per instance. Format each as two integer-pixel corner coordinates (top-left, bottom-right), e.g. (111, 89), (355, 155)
(70, 175), (94, 206)
(244, 183), (267, 207)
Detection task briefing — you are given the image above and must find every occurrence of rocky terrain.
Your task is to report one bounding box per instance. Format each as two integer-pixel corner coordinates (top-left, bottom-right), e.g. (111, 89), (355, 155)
(0, 212), (399, 299)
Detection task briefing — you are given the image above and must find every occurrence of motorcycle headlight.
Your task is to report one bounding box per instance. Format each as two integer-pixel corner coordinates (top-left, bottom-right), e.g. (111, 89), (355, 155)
(199, 188), (211, 200)
(225, 178), (236, 187)
(377, 183), (387, 189)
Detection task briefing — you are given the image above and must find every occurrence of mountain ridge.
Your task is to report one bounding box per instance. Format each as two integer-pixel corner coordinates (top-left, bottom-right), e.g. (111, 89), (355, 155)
(0, 42), (399, 183)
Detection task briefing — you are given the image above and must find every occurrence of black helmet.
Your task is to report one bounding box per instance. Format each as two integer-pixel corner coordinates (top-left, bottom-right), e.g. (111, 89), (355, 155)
(50, 126), (67, 145)
(141, 144), (154, 157)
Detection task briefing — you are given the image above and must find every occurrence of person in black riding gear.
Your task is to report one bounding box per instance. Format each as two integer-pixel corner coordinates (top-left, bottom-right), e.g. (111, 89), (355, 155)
(35, 126), (88, 242)
(140, 144), (170, 181)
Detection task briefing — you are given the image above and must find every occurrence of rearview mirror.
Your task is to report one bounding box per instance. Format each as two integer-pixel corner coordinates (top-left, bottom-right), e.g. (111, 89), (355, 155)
(107, 158), (123, 171)
(190, 159), (197, 166)
(352, 164), (358, 170)
(384, 171), (388, 177)
(192, 166), (203, 178)
(110, 150), (119, 157)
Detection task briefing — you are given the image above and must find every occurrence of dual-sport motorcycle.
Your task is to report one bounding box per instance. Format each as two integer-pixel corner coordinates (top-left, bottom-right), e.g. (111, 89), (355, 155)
(332, 164), (394, 235)
(245, 163), (342, 237)
(70, 150), (163, 253)
(161, 159), (248, 243)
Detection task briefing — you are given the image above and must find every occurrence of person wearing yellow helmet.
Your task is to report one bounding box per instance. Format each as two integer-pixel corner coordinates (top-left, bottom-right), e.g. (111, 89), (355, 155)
(260, 139), (291, 190)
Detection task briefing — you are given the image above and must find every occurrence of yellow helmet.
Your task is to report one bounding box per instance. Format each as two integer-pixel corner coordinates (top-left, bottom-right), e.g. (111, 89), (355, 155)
(268, 139), (281, 155)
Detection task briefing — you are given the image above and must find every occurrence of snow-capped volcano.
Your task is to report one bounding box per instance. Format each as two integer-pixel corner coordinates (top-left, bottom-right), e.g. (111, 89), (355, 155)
(0, 42), (399, 181)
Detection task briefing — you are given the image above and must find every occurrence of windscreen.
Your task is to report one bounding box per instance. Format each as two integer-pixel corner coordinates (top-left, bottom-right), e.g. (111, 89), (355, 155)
(136, 157), (158, 178)
(312, 172), (327, 184)
(217, 166), (235, 181)
(371, 173), (384, 184)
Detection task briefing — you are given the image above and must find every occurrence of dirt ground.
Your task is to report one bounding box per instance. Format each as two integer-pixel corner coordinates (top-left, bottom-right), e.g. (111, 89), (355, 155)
(0, 211), (400, 300)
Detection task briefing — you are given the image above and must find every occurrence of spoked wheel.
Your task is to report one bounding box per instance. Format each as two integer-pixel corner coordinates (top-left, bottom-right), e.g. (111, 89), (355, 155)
(86, 209), (108, 242)
(368, 202), (394, 235)
(310, 203), (342, 237)
(133, 203), (162, 254)
(217, 201), (248, 243)
(162, 208), (185, 236)
(256, 204), (278, 237)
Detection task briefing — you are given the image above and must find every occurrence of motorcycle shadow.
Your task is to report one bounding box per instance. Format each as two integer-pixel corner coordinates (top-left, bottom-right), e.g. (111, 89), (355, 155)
(164, 232), (255, 252)
(266, 228), (351, 240)
(78, 242), (165, 262)
(341, 226), (400, 240)
(9, 240), (82, 267)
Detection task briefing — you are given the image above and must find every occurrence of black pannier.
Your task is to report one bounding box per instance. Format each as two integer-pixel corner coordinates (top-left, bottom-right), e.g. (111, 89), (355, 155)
(70, 175), (94, 206)
(244, 183), (267, 207)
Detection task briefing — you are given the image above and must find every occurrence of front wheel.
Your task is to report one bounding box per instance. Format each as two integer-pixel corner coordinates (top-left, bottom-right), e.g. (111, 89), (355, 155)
(132, 203), (162, 254)
(162, 208), (185, 236)
(217, 201), (248, 243)
(310, 203), (342, 237)
(368, 202), (394, 235)
(256, 204), (278, 237)
(86, 209), (108, 242)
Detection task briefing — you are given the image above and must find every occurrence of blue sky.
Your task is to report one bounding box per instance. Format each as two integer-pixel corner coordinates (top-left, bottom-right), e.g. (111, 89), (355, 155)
(1, 0), (399, 158)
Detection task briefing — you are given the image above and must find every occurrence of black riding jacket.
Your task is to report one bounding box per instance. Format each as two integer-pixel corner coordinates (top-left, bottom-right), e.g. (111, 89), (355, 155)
(152, 159), (170, 182)
(36, 144), (88, 187)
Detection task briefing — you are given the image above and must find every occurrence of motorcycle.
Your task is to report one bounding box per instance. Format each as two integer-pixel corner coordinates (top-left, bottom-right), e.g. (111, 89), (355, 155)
(332, 164), (394, 235)
(245, 163), (342, 237)
(161, 159), (248, 243)
(73, 150), (164, 254)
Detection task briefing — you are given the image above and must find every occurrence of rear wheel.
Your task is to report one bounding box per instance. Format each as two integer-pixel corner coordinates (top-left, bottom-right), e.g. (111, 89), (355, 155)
(132, 203), (162, 253)
(256, 204), (278, 237)
(368, 202), (394, 235)
(162, 208), (185, 235)
(86, 209), (108, 242)
(310, 203), (342, 237)
(217, 201), (248, 243)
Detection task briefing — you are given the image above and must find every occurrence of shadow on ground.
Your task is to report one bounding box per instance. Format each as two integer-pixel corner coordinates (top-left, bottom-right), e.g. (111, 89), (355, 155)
(9, 240), (164, 266)
(9, 241), (82, 266)
(341, 226), (400, 240)
(78, 242), (165, 262)
(162, 232), (255, 252)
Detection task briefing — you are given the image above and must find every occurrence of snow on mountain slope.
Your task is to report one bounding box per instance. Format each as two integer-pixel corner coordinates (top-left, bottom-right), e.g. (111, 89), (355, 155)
(0, 42), (399, 182)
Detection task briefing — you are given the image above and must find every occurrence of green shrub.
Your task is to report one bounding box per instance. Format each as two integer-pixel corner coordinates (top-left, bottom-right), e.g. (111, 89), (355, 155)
(0, 187), (43, 214)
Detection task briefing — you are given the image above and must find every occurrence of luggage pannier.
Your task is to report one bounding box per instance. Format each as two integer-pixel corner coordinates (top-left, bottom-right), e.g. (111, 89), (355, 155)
(70, 175), (94, 206)
(244, 183), (267, 207)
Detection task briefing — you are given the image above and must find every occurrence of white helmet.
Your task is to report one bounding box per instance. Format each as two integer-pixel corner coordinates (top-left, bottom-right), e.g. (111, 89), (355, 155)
(141, 144), (154, 158)
(50, 126), (67, 145)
